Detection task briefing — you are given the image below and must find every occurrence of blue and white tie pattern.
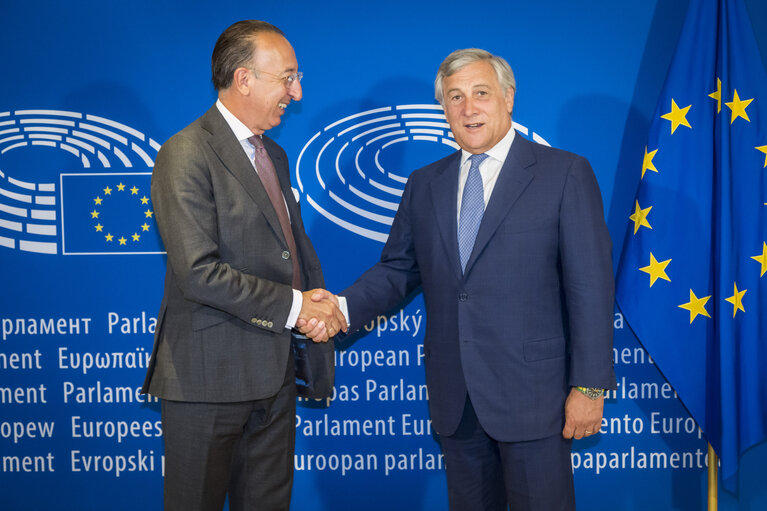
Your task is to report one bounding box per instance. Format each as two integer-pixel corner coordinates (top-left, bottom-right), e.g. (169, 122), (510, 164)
(458, 153), (489, 272)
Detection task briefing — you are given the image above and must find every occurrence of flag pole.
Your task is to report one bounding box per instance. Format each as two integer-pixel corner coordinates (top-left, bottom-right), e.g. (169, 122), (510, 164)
(708, 443), (718, 511)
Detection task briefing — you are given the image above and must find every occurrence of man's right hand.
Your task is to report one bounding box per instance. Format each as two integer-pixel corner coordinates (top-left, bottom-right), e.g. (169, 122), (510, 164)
(296, 289), (346, 342)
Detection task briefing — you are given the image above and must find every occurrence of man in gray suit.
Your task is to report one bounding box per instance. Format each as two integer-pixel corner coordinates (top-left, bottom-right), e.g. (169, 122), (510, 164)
(142, 20), (346, 511)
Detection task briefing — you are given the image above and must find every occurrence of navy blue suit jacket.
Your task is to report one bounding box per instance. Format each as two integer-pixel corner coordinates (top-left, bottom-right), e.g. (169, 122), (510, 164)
(342, 133), (616, 442)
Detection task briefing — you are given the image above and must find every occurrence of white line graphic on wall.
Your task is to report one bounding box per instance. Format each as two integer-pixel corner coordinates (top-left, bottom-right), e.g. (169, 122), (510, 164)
(296, 104), (549, 243)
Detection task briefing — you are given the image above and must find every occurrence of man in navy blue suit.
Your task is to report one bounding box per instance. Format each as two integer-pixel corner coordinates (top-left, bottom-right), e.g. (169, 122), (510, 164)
(308, 48), (615, 510)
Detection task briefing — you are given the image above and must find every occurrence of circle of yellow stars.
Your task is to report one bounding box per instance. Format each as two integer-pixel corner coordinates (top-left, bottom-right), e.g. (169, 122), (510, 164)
(90, 182), (153, 246)
(630, 77), (766, 322)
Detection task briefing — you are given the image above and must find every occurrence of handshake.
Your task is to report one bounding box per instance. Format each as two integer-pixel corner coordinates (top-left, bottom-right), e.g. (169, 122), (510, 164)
(295, 289), (346, 343)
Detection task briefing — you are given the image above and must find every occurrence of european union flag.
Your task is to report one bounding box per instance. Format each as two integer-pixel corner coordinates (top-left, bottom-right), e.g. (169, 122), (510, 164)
(60, 172), (163, 255)
(616, 0), (767, 491)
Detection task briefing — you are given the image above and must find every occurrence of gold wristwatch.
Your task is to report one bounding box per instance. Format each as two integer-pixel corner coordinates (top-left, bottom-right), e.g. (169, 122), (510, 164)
(575, 386), (604, 400)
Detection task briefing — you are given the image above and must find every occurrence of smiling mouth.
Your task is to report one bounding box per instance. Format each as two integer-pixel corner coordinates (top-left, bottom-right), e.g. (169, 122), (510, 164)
(465, 122), (483, 128)
(279, 103), (287, 110)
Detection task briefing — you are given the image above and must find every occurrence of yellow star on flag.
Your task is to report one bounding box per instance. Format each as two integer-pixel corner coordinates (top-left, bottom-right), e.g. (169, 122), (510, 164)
(642, 147), (659, 179)
(141, 223), (150, 231)
(140, 196), (150, 205)
(94, 197), (103, 205)
(145, 209), (153, 218)
(130, 186), (139, 195)
(118, 236), (127, 245)
(629, 200), (652, 234)
(751, 242), (767, 277)
(132, 233), (140, 242)
(105, 233), (114, 242)
(103, 186), (112, 195)
(724, 282), (746, 317)
(90, 210), (100, 219)
(757, 145), (767, 168)
(725, 89), (753, 123)
(661, 99), (692, 134)
(94, 223), (103, 232)
(639, 253), (671, 287)
(708, 77), (722, 113)
(678, 289), (711, 324)
(117, 183), (126, 191)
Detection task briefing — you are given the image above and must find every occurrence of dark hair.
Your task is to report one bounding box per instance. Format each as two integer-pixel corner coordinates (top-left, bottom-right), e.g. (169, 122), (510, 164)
(211, 20), (285, 91)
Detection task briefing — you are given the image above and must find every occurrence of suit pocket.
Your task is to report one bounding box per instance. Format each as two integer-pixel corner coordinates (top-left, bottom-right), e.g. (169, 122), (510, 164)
(501, 217), (554, 234)
(523, 335), (565, 362)
(191, 306), (233, 331)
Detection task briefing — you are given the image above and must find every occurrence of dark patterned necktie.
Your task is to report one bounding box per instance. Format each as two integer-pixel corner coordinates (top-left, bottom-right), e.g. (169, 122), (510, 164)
(248, 135), (302, 290)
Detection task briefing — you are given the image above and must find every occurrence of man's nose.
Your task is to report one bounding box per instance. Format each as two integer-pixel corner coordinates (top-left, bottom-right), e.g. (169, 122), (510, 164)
(463, 96), (478, 115)
(288, 79), (302, 101)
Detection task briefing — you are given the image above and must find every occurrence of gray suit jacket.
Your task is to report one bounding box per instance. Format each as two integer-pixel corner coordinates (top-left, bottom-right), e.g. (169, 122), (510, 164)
(142, 105), (333, 402)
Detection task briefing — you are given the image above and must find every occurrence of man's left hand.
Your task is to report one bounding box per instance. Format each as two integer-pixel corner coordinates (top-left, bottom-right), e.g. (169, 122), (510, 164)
(562, 388), (604, 440)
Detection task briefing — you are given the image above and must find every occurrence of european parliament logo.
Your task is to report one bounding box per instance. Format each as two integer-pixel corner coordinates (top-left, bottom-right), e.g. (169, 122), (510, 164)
(296, 104), (549, 242)
(0, 109), (161, 255)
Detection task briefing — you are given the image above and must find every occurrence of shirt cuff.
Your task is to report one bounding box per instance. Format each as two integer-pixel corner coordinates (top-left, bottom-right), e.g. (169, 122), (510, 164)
(337, 296), (350, 327)
(285, 289), (303, 329)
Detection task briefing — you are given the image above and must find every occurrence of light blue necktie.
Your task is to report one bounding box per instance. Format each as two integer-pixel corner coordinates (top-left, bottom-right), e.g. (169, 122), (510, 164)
(458, 153), (489, 272)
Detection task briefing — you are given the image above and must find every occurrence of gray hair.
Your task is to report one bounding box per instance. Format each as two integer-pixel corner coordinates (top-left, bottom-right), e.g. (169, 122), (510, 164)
(434, 48), (516, 104)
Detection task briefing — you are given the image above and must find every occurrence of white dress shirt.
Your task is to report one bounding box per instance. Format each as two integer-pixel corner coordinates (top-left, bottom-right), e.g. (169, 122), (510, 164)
(456, 125), (516, 219)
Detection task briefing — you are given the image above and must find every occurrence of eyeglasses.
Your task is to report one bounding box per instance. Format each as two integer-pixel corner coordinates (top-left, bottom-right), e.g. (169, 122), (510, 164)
(251, 69), (303, 88)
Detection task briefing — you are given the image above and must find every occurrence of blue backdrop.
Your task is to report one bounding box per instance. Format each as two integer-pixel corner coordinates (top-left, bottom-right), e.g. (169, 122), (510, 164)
(1, 1), (766, 509)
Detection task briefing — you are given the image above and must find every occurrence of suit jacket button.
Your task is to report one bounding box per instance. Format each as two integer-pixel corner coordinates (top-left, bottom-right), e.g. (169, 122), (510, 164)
(267, 321), (274, 328)
(458, 293), (468, 301)
(251, 318), (257, 324)
(282, 250), (290, 260)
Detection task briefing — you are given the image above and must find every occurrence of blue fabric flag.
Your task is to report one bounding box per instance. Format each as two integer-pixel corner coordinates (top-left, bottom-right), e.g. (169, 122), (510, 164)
(60, 172), (163, 255)
(616, 0), (767, 491)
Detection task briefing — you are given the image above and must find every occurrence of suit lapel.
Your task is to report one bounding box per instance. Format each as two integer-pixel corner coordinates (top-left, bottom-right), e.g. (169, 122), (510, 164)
(463, 135), (535, 275)
(429, 151), (463, 280)
(201, 107), (286, 246)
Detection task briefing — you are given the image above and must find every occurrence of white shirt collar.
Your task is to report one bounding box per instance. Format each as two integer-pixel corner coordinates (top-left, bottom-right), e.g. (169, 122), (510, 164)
(459, 124), (516, 166)
(216, 99), (255, 142)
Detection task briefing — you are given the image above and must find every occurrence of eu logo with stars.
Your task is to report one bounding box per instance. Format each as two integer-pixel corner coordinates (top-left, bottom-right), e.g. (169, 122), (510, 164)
(60, 172), (163, 255)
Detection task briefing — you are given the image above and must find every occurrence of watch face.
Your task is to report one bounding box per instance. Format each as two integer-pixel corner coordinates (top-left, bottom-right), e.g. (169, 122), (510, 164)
(578, 387), (604, 399)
